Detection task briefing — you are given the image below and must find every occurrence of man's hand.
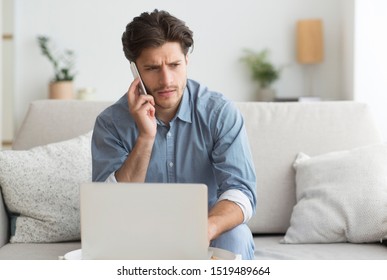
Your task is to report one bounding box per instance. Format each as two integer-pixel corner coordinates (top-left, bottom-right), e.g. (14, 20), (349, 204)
(127, 78), (157, 139)
(115, 78), (157, 183)
(208, 200), (244, 242)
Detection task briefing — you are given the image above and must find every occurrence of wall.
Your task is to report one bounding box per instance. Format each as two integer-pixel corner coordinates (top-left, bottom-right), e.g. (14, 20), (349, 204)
(12, 0), (343, 132)
(340, 0), (355, 100)
(2, 0), (13, 143)
(0, 0), (2, 148)
(354, 0), (387, 141)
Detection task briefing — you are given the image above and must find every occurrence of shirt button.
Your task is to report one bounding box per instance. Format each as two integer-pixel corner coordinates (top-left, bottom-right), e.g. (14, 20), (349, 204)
(169, 162), (174, 167)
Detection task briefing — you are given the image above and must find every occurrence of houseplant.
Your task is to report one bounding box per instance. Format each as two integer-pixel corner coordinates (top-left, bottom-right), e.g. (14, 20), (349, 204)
(241, 49), (280, 101)
(37, 36), (76, 99)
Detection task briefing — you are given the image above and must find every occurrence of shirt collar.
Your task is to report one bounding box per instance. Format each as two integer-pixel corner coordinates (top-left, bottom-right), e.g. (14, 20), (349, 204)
(174, 86), (192, 123)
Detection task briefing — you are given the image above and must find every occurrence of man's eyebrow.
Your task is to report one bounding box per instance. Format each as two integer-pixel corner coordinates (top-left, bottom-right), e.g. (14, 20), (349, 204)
(143, 60), (183, 67)
(168, 60), (183, 64)
(143, 64), (159, 69)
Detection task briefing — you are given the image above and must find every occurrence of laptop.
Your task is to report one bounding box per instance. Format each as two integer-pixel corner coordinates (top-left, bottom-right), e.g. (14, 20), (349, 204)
(80, 183), (209, 260)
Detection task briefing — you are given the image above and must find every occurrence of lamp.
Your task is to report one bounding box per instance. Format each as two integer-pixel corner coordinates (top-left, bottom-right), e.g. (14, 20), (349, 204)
(296, 19), (324, 97)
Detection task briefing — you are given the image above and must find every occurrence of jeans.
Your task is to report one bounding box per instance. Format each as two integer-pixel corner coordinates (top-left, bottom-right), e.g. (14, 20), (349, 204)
(210, 223), (255, 260)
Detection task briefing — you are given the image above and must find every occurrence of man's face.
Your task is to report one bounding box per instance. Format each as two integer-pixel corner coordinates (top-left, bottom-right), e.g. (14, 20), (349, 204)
(136, 42), (188, 118)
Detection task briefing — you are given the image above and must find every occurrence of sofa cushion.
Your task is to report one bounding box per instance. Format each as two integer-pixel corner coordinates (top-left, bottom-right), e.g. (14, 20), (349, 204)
(0, 132), (92, 243)
(254, 236), (387, 260)
(282, 143), (387, 244)
(236, 102), (382, 234)
(0, 242), (81, 260)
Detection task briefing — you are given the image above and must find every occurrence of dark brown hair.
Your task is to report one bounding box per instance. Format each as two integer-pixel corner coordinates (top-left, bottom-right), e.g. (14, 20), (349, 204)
(122, 9), (194, 62)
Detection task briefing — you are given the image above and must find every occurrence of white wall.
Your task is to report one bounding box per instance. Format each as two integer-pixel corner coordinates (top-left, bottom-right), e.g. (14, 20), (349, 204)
(13, 0), (343, 131)
(354, 0), (387, 141)
(2, 0), (13, 143)
(341, 0), (355, 100)
(0, 0), (2, 148)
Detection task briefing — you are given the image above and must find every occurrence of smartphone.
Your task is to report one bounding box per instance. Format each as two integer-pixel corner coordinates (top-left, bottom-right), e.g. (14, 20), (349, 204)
(130, 61), (147, 95)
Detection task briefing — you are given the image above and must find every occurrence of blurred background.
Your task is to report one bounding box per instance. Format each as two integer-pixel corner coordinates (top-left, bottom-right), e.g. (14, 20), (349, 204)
(1, 0), (387, 146)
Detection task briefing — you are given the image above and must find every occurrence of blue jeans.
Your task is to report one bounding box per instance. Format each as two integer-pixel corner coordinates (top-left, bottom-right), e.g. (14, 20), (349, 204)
(210, 223), (255, 260)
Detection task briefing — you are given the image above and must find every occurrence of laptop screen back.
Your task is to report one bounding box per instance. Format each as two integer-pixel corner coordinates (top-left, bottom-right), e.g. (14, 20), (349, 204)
(80, 183), (208, 260)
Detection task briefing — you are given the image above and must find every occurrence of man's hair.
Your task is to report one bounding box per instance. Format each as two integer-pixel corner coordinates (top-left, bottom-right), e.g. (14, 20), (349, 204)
(122, 10), (194, 62)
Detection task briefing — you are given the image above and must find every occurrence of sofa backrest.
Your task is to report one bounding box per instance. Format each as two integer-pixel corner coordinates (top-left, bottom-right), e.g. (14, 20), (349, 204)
(236, 101), (382, 234)
(12, 100), (113, 150)
(13, 100), (383, 234)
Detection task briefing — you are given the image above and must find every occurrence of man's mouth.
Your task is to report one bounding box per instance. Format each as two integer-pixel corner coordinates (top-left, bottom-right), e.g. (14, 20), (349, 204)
(156, 88), (176, 98)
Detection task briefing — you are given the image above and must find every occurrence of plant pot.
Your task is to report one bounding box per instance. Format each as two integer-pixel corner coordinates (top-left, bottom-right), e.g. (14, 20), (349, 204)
(49, 81), (74, 99)
(258, 87), (276, 102)
(77, 87), (96, 100)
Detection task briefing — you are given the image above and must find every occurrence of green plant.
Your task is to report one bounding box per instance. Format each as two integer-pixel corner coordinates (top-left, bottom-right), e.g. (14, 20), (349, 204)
(240, 49), (280, 88)
(37, 36), (76, 82)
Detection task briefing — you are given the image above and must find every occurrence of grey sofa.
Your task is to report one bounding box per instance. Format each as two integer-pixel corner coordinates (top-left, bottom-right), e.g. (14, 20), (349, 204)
(0, 99), (386, 259)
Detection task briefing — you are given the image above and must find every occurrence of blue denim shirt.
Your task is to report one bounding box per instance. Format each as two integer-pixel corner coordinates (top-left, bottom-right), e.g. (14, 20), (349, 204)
(91, 79), (257, 212)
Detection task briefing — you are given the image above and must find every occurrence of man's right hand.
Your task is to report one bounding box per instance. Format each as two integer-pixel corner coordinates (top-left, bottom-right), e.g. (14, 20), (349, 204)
(127, 78), (157, 139)
(115, 78), (157, 182)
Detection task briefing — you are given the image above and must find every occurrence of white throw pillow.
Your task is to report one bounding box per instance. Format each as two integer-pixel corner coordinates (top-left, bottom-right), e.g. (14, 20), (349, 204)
(282, 143), (387, 244)
(0, 131), (92, 243)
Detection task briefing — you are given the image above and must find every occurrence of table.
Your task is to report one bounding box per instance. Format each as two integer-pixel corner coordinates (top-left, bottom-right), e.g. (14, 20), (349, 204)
(62, 247), (241, 260)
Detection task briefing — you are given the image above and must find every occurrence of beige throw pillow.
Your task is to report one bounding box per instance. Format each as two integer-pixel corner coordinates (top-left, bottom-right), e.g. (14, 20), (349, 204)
(0, 131), (92, 243)
(282, 143), (387, 244)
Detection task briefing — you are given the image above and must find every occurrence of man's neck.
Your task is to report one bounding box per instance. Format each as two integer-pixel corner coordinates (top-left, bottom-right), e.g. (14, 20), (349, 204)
(155, 106), (178, 124)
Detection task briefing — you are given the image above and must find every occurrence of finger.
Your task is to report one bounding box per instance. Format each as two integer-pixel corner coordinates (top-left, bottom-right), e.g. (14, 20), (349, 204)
(135, 101), (156, 121)
(127, 78), (141, 105)
(140, 94), (155, 105)
(131, 95), (156, 117)
(147, 102), (156, 118)
(131, 94), (154, 110)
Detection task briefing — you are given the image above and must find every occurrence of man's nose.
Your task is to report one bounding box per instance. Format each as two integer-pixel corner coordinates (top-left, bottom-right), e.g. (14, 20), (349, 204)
(159, 67), (173, 86)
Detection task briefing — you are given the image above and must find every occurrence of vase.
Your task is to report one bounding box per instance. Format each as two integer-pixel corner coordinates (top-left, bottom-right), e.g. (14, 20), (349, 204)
(49, 81), (74, 99)
(258, 87), (276, 102)
(77, 87), (96, 100)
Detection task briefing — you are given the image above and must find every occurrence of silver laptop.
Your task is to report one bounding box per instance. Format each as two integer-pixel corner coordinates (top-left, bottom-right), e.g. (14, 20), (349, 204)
(80, 183), (209, 260)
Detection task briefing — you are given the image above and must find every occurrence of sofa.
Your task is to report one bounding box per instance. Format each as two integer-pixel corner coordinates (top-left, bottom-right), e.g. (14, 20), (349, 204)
(0, 99), (386, 260)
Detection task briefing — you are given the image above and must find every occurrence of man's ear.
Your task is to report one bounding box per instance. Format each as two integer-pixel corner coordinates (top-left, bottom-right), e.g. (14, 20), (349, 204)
(185, 54), (189, 65)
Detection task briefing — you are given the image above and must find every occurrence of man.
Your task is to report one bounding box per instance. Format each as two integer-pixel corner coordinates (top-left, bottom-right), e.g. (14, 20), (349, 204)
(92, 10), (257, 259)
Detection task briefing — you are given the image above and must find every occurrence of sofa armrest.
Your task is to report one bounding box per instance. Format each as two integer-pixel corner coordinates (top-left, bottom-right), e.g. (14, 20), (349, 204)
(0, 190), (9, 248)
